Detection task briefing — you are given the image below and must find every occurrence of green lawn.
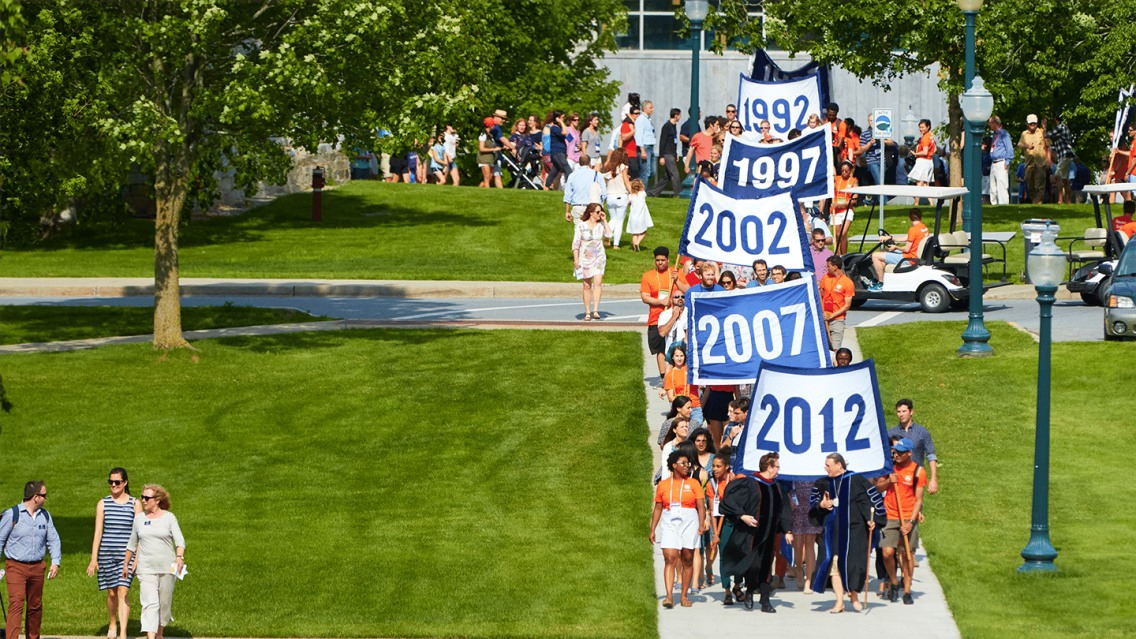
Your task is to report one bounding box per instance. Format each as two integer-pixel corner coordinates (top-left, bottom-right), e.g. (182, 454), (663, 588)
(859, 322), (1136, 639)
(0, 329), (655, 639)
(2, 181), (1105, 285)
(0, 304), (335, 344)
(1, 181), (1107, 284)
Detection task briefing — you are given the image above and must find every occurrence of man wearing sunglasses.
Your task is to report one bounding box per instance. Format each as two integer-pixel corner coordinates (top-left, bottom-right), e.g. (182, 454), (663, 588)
(0, 481), (61, 639)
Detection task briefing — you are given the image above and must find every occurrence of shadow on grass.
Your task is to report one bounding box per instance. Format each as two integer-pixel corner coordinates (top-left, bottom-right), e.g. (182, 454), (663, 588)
(211, 326), (463, 353)
(10, 184), (503, 253)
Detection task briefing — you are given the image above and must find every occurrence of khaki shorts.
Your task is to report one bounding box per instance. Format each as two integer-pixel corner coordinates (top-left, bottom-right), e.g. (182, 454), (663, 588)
(1056, 157), (1073, 180)
(881, 519), (920, 551)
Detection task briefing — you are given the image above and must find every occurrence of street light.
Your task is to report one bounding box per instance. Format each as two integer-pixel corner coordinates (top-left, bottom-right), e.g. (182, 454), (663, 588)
(680, 0), (709, 198)
(958, 75), (994, 358)
(901, 107), (918, 147)
(1018, 224), (1062, 573)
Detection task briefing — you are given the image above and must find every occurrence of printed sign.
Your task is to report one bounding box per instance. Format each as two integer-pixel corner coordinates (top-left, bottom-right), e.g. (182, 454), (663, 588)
(873, 108), (893, 141)
(679, 179), (811, 270)
(733, 360), (893, 481)
(736, 72), (824, 138)
(685, 279), (830, 385)
(719, 127), (834, 201)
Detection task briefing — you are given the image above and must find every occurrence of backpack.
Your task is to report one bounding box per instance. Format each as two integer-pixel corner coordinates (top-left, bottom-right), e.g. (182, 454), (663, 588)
(2, 505), (51, 555)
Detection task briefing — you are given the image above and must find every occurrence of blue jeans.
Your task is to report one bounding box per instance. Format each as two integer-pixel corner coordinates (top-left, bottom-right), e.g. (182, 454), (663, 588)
(691, 407), (704, 425)
(641, 146), (656, 185)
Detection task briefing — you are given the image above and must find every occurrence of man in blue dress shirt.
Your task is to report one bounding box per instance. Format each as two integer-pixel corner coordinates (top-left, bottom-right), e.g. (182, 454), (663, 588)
(0, 482), (61, 639)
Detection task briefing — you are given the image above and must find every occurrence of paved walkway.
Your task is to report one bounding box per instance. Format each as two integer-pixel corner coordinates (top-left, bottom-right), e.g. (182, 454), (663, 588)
(0, 276), (1073, 300)
(639, 329), (961, 639)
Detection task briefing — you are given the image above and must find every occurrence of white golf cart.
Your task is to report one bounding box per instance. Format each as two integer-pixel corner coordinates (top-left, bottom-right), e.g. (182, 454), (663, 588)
(833, 185), (1010, 313)
(1065, 183), (1136, 306)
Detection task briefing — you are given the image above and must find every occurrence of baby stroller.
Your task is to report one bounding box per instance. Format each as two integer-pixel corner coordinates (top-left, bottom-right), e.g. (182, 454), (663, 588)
(503, 146), (545, 190)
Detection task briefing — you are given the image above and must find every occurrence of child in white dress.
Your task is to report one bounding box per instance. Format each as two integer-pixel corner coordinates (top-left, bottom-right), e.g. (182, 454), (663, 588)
(624, 179), (654, 252)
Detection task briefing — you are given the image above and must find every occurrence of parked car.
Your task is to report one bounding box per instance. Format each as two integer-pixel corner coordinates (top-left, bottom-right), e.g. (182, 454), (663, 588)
(1103, 236), (1136, 340)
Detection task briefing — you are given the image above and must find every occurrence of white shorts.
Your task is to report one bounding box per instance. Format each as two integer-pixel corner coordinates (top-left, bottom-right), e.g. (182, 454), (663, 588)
(832, 210), (854, 226)
(658, 507), (700, 550)
(908, 158), (935, 183)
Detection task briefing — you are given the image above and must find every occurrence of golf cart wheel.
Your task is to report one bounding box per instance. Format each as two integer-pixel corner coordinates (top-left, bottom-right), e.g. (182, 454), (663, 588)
(919, 283), (951, 313)
(1081, 291), (1102, 307)
(850, 297), (867, 309)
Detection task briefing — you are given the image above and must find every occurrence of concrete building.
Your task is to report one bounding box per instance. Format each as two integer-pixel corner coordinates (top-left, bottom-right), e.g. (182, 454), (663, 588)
(600, 2), (949, 147)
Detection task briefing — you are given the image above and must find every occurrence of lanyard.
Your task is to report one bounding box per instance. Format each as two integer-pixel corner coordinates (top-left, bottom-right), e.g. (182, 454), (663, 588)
(655, 268), (672, 293)
(670, 478), (685, 507)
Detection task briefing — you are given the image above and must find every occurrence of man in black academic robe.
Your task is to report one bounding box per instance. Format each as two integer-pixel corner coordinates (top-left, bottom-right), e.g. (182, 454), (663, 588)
(809, 457), (888, 603)
(719, 455), (793, 612)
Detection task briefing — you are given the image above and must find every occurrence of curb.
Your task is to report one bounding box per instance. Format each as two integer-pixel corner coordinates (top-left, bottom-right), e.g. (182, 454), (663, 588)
(0, 278), (1075, 301)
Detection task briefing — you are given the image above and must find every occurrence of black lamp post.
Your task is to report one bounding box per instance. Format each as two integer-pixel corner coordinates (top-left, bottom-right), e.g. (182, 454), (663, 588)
(957, 75), (994, 358)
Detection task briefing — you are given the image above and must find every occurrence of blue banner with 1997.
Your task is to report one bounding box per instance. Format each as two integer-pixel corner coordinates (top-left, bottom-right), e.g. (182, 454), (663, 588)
(720, 126), (834, 201)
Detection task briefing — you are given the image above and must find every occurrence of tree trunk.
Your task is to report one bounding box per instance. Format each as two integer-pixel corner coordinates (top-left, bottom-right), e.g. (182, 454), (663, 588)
(153, 141), (191, 350)
(948, 91), (964, 229)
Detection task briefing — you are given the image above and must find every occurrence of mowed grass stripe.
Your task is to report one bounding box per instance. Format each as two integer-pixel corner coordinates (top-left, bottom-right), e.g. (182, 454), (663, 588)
(1, 328), (655, 638)
(2, 180), (1106, 284)
(859, 321), (1136, 639)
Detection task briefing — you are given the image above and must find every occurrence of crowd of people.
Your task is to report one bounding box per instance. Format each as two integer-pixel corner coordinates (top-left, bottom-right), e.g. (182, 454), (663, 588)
(651, 381), (940, 613)
(0, 471), (186, 639)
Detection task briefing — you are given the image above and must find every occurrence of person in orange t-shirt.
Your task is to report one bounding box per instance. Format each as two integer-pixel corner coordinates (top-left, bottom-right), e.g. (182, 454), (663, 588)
(650, 450), (708, 608)
(832, 160), (859, 255)
(826, 103), (846, 170)
(662, 345), (701, 410)
(1119, 219), (1136, 240)
(880, 437), (927, 604)
(641, 247), (678, 379)
(819, 256), (855, 351)
(870, 208), (930, 289)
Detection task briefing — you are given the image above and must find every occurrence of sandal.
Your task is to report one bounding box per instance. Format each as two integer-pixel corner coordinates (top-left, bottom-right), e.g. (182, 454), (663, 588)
(680, 597), (693, 607)
(583, 312), (592, 321)
(662, 599), (674, 609)
(706, 570), (714, 587)
(723, 592), (734, 606)
(592, 311), (602, 320)
(733, 585), (745, 602)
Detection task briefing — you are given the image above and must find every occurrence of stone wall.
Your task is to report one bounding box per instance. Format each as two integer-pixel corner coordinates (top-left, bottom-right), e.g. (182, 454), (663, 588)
(207, 141), (351, 214)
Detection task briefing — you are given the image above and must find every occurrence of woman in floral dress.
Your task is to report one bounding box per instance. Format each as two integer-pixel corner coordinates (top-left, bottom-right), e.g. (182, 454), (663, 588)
(572, 203), (613, 321)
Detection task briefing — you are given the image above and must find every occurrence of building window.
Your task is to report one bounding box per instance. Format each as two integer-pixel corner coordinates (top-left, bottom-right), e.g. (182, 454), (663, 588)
(620, 0), (764, 51)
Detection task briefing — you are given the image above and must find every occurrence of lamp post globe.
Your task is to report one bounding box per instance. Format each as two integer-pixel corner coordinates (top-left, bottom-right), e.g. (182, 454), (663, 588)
(901, 107), (918, 146)
(1019, 224), (1062, 573)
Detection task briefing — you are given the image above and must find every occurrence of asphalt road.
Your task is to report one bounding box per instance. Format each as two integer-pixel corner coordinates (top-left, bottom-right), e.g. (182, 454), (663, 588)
(0, 295), (1111, 342)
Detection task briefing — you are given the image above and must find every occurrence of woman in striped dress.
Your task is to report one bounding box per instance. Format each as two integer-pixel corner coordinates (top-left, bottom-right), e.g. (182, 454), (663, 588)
(87, 467), (142, 639)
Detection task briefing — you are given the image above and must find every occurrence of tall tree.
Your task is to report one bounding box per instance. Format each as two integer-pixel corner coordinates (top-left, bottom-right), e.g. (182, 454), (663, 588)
(4, 0), (625, 349)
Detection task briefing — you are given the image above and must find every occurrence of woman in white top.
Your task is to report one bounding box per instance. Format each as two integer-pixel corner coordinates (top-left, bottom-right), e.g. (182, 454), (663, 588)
(624, 178), (653, 251)
(602, 148), (632, 249)
(123, 485), (185, 639)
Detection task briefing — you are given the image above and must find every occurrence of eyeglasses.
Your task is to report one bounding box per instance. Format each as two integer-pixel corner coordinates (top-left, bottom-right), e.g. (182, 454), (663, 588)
(108, 480), (124, 486)
(726, 109), (737, 114)
(676, 460), (691, 466)
(141, 495), (156, 501)
(760, 126), (770, 130)
(730, 126), (742, 131)
(36, 493), (47, 500)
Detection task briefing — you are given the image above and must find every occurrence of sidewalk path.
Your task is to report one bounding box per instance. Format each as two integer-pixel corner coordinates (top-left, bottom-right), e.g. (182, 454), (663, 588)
(0, 276), (1072, 300)
(639, 328), (961, 639)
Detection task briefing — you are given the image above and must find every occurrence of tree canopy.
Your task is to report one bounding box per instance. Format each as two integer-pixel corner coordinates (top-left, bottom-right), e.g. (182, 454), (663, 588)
(3, 0), (625, 347)
(692, 0), (1136, 164)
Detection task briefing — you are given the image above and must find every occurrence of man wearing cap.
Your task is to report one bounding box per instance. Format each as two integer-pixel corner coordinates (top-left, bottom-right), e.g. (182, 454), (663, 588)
(987, 116), (1014, 205)
(887, 399), (939, 495)
(492, 110), (515, 183)
(826, 103), (846, 170)
(562, 153), (606, 222)
(1018, 115), (1048, 204)
(880, 438), (926, 605)
(641, 247), (678, 381)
